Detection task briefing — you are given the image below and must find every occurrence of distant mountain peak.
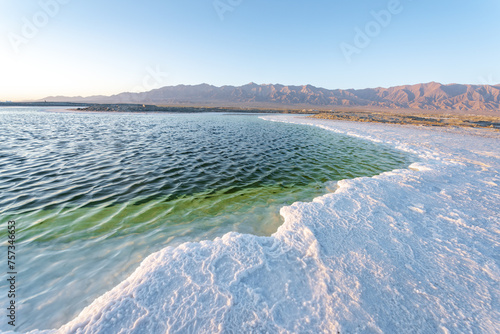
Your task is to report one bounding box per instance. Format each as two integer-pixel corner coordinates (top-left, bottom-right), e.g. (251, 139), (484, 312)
(42, 82), (500, 112)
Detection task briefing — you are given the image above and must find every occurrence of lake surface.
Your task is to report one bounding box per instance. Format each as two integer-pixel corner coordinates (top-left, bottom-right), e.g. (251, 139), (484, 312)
(0, 108), (412, 331)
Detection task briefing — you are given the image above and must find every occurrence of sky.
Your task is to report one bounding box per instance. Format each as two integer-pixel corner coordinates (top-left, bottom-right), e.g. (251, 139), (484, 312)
(0, 0), (499, 101)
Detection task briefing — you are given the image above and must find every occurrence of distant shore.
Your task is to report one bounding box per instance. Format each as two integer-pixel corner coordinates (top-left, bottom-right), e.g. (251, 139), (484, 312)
(72, 104), (309, 114)
(311, 110), (500, 130)
(2, 102), (499, 130)
(0, 102), (311, 114)
(75, 103), (500, 130)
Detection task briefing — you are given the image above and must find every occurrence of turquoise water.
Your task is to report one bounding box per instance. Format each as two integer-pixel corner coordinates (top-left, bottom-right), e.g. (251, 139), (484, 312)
(0, 108), (412, 331)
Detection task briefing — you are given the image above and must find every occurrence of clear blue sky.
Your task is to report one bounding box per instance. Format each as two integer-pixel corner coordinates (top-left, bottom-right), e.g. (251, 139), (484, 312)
(1, 0), (499, 100)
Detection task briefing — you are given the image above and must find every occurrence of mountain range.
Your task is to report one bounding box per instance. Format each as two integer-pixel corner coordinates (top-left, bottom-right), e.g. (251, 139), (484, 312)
(43, 82), (500, 112)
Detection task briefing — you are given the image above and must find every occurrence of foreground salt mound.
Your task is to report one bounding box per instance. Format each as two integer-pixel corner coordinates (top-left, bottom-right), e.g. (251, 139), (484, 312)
(31, 116), (499, 333)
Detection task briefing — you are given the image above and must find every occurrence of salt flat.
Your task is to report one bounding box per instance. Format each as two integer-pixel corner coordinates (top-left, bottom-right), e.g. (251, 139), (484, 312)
(27, 115), (499, 334)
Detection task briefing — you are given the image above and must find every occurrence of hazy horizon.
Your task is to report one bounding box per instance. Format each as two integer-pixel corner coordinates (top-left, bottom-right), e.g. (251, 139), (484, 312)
(12, 80), (500, 103)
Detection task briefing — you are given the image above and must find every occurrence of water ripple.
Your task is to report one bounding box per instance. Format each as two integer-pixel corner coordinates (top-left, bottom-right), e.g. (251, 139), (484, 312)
(0, 108), (412, 331)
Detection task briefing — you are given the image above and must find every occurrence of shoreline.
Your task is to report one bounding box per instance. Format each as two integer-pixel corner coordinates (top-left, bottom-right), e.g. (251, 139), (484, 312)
(34, 115), (499, 333)
(311, 110), (500, 130)
(3, 103), (498, 130)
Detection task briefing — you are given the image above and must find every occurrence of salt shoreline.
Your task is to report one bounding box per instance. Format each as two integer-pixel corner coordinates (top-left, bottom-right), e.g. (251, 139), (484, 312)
(21, 115), (500, 334)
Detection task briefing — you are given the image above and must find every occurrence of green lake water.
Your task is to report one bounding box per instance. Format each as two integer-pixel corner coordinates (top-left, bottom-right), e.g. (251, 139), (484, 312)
(0, 108), (412, 331)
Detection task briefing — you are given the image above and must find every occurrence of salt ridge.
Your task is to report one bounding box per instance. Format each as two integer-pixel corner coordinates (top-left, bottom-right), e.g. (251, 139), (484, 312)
(18, 116), (500, 333)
